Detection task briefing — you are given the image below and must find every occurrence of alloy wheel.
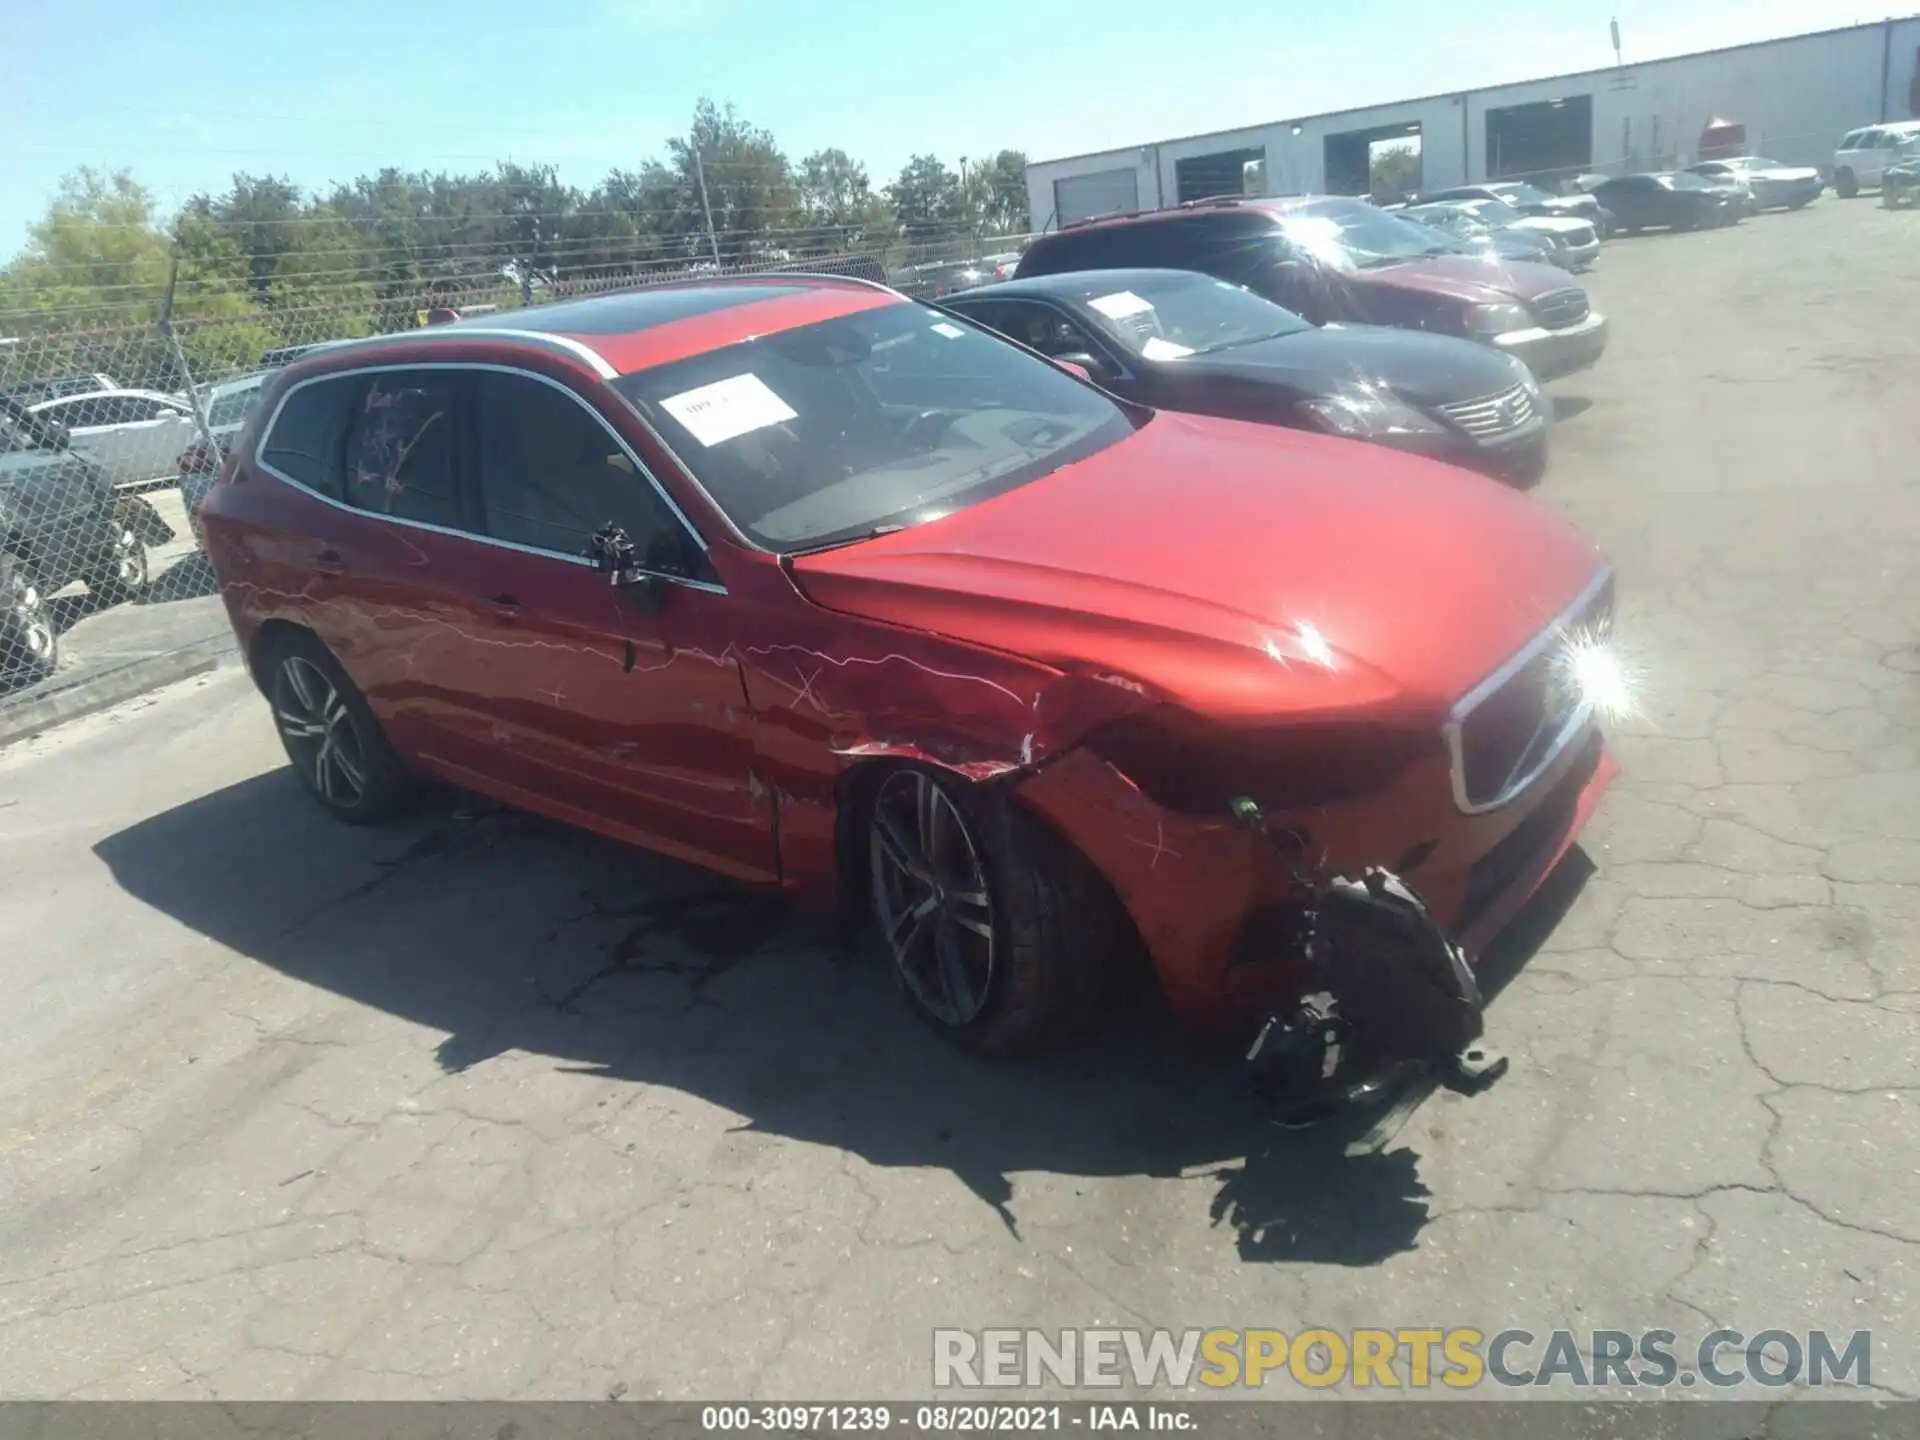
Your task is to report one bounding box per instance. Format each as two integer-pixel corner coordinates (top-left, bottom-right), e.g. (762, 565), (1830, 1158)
(114, 530), (146, 588)
(273, 655), (369, 809)
(869, 769), (996, 1028)
(6, 579), (55, 671)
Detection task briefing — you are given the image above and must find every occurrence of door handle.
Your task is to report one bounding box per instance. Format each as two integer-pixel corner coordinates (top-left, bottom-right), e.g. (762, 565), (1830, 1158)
(314, 548), (346, 576)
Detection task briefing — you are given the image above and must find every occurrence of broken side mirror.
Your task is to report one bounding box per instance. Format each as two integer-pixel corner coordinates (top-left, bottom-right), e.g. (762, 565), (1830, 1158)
(588, 522), (664, 613)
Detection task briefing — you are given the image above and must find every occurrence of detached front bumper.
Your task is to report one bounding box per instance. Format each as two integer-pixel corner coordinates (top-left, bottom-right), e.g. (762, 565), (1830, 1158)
(1015, 723), (1616, 1032)
(1492, 312), (1608, 382)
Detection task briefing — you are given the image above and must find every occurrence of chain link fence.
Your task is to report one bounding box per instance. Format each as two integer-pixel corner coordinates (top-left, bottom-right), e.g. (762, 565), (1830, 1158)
(0, 219), (1033, 715)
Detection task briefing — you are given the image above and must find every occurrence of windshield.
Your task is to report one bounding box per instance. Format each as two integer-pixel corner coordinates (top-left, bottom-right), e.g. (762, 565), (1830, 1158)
(1461, 197), (1527, 226)
(1490, 182), (1557, 205)
(1063, 272), (1312, 357)
(613, 301), (1135, 552)
(1403, 206), (1485, 239)
(1275, 198), (1455, 269)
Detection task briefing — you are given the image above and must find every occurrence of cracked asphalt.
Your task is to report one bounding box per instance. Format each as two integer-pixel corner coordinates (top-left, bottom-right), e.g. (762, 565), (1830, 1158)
(0, 200), (1914, 1404)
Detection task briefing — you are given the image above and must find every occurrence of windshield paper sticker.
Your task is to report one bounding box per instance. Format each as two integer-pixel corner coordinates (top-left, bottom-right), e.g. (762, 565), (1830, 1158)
(659, 373), (798, 448)
(1140, 337), (1195, 360)
(930, 322), (966, 339)
(1088, 290), (1154, 320)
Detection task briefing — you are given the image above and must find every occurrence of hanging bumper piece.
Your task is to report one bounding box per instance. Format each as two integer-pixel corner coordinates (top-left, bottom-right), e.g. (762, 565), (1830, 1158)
(1233, 797), (1511, 1150)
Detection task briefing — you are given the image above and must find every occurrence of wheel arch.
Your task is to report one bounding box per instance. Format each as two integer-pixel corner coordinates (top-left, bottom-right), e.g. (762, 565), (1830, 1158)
(829, 749), (1144, 958)
(247, 617), (316, 694)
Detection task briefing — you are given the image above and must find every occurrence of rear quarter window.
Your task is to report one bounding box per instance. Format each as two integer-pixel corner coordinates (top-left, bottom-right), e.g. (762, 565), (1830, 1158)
(258, 375), (358, 501)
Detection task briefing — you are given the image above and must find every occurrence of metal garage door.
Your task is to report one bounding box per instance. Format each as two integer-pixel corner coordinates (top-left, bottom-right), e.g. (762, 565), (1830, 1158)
(1052, 168), (1141, 226)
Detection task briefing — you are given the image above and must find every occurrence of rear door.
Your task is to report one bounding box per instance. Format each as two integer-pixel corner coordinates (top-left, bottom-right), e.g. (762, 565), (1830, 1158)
(279, 366), (506, 777)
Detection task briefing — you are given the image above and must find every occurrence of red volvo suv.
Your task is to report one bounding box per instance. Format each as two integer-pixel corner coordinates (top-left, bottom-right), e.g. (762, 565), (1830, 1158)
(199, 276), (1620, 1059)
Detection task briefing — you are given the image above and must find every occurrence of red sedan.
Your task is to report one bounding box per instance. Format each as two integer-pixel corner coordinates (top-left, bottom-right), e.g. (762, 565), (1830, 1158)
(199, 276), (1619, 1068)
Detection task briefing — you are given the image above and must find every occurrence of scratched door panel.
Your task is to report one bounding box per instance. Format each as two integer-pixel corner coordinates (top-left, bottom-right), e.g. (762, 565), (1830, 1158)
(455, 542), (774, 882)
(332, 369), (511, 781)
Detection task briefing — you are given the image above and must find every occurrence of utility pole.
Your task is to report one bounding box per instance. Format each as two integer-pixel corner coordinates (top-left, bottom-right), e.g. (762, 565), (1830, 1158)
(692, 143), (723, 268)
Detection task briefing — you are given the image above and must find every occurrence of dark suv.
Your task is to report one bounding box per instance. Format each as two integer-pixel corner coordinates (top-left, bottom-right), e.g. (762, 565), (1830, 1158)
(0, 397), (151, 682)
(1015, 197), (1608, 382)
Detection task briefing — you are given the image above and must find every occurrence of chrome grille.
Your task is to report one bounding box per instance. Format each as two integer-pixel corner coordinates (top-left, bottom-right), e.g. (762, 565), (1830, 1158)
(1531, 288), (1591, 330)
(1447, 569), (1615, 813)
(1436, 383), (1538, 440)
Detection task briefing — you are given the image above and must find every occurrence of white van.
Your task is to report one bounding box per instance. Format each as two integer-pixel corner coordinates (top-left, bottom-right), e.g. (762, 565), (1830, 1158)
(1832, 121), (1920, 196)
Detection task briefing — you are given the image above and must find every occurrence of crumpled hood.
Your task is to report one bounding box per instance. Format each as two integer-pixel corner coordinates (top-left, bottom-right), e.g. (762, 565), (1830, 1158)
(791, 411), (1606, 727)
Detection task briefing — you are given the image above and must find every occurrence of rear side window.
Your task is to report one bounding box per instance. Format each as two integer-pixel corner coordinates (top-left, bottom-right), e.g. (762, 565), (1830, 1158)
(345, 371), (460, 528)
(259, 376), (358, 500)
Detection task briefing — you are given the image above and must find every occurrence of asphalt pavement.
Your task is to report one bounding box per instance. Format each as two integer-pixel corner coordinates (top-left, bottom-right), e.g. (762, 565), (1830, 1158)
(0, 200), (1915, 1403)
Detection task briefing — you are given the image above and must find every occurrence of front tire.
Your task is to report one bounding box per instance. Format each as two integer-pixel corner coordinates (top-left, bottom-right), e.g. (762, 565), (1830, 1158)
(84, 527), (148, 606)
(866, 765), (1113, 1054)
(263, 630), (415, 824)
(1835, 168), (1859, 199)
(0, 561), (58, 683)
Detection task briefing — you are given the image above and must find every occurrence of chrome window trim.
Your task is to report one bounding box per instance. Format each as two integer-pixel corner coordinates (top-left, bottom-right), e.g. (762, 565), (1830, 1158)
(417, 328), (618, 380)
(1443, 564), (1614, 815)
(249, 361), (726, 594)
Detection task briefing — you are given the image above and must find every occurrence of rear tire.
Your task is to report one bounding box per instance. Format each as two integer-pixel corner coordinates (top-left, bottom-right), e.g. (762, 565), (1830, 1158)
(865, 765), (1116, 1055)
(0, 560), (58, 684)
(1835, 168), (1859, 199)
(261, 629), (416, 824)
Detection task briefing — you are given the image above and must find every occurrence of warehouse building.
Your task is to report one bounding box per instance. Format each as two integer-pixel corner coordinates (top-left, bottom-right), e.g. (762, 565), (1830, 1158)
(1025, 15), (1920, 228)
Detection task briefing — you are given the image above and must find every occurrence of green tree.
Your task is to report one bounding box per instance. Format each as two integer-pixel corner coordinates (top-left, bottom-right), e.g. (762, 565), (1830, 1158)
(0, 168), (262, 387)
(887, 154), (966, 236)
(968, 149), (1029, 234)
(667, 98), (800, 260)
(1369, 143), (1422, 200)
(797, 148), (896, 252)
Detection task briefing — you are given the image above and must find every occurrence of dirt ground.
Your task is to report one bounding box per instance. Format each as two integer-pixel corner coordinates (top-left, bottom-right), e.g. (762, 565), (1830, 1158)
(0, 198), (1915, 1403)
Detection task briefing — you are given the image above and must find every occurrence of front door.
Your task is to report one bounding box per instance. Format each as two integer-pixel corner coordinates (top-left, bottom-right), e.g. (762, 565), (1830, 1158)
(456, 368), (774, 882)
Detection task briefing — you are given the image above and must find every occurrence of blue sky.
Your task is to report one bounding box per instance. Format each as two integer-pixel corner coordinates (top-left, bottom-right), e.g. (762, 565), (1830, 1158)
(0, 0), (1884, 251)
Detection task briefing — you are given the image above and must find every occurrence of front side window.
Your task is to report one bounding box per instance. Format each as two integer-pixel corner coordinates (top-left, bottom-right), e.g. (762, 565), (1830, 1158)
(473, 371), (704, 575)
(952, 299), (1108, 362)
(613, 301), (1135, 552)
(344, 371), (459, 528)
(259, 375), (358, 500)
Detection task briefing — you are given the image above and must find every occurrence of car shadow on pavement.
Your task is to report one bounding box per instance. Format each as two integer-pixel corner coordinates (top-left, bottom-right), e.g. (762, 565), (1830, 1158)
(1551, 396), (1593, 423)
(94, 771), (1589, 1270)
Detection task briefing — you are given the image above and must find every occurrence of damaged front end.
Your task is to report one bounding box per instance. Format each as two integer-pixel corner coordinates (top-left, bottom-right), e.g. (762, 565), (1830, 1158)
(1013, 700), (1614, 1143)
